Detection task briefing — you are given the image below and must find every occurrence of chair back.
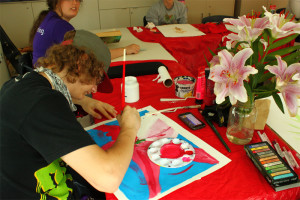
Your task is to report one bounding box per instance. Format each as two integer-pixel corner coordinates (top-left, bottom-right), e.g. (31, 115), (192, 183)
(276, 8), (286, 14)
(0, 43), (11, 89)
(143, 16), (148, 26)
(202, 15), (236, 24)
(0, 25), (33, 75)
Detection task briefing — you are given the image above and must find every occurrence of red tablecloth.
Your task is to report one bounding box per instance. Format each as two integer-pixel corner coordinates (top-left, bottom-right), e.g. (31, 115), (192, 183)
(93, 59), (300, 200)
(127, 23), (231, 75)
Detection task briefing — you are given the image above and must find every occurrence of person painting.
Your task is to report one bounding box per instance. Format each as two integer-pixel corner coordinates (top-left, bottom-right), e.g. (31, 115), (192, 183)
(29, 0), (140, 65)
(0, 30), (141, 199)
(146, 0), (187, 26)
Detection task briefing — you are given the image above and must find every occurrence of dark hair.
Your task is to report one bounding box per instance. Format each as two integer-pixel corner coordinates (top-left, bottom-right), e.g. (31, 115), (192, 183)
(29, 0), (60, 46)
(36, 39), (104, 85)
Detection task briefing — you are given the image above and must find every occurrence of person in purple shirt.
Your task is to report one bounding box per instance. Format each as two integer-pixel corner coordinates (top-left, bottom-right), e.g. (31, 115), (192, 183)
(30, 0), (140, 65)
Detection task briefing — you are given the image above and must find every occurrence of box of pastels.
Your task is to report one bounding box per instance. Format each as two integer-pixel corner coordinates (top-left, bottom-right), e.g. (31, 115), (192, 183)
(244, 142), (298, 189)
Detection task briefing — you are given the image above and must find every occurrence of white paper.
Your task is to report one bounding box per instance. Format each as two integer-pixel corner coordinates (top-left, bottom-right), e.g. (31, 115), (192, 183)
(86, 106), (231, 200)
(156, 24), (206, 38)
(90, 28), (177, 62)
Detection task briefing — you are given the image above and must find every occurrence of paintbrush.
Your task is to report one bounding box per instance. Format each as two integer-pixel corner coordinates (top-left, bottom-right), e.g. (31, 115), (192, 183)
(144, 105), (201, 117)
(121, 49), (126, 110)
(160, 96), (195, 102)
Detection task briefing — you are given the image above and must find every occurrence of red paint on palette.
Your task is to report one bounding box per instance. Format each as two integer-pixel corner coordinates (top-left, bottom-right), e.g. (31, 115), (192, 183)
(160, 143), (184, 158)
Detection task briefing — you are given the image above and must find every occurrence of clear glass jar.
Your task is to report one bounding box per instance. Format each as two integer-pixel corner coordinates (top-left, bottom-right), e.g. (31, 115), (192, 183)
(226, 100), (257, 145)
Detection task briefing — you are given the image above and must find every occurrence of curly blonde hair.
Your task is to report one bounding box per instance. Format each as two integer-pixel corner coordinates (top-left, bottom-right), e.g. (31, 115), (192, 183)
(36, 43), (104, 85)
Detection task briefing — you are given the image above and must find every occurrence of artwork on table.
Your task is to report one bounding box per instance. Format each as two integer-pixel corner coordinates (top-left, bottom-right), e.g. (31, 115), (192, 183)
(85, 106), (230, 200)
(156, 24), (206, 38)
(266, 95), (300, 154)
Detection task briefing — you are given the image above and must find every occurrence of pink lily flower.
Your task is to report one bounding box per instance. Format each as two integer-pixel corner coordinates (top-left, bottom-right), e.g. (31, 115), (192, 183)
(265, 56), (300, 117)
(223, 15), (270, 48)
(208, 48), (258, 105)
(263, 6), (300, 39)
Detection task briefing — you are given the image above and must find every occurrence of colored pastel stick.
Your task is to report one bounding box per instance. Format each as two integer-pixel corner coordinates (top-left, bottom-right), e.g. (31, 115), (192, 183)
(261, 158), (280, 164)
(256, 150), (273, 156)
(258, 153), (275, 158)
(249, 143), (266, 148)
(259, 155), (277, 161)
(253, 148), (270, 153)
(263, 161), (282, 167)
(267, 166), (287, 173)
(270, 170), (291, 177)
(273, 173), (294, 180)
(265, 163), (284, 170)
(251, 145), (268, 151)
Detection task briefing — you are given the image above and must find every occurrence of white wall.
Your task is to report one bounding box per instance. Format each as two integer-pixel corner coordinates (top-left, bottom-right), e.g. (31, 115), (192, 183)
(0, 0), (156, 48)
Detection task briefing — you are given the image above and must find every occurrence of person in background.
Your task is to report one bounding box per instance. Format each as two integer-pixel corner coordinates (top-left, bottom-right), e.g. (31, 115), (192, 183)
(145, 0), (187, 26)
(29, 0), (140, 65)
(0, 29), (141, 199)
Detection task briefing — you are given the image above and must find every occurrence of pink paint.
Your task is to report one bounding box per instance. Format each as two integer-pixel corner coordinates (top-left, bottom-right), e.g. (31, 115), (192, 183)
(132, 141), (161, 198)
(177, 80), (194, 84)
(146, 119), (178, 140)
(194, 148), (219, 164)
(160, 143), (184, 158)
(182, 157), (192, 162)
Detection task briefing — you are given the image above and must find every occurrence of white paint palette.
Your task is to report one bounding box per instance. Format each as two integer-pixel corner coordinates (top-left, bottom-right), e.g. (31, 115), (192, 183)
(147, 138), (196, 168)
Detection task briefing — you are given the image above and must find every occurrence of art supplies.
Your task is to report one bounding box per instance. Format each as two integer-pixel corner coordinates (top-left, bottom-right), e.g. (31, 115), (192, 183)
(174, 76), (196, 98)
(244, 142), (299, 191)
(95, 30), (122, 43)
(272, 140), (284, 158)
(144, 105), (201, 116)
(282, 146), (295, 170)
(257, 131), (272, 146)
(152, 66), (173, 87)
(204, 116), (231, 152)
(85, 105), (231, 200)
(195, 67), (205, 104)
(123, 76), (139, 103)
(160, 96), (195, 102)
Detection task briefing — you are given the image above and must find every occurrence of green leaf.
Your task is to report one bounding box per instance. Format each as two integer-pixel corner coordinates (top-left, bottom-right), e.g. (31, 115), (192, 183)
(266, 45), (300, 58)
(258, 41), (264, 58)
(203, 54), (210, 67)
(258, 72), (275, 83)
(282, 50), (300, 65)
(262, 29), (270, 42)
(252, 39), (260, 64)
(272, 93), (284, 114)
(268, 34), (299, 50)
(233, 41), (248, 53)
(255, 92), (273, 100)
(244, 82), (253, 102)
(208, 48), (216, 56)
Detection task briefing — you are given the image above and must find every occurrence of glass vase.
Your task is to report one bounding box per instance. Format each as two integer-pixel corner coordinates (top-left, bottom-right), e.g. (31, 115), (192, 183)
(226, 100), (257, 145)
